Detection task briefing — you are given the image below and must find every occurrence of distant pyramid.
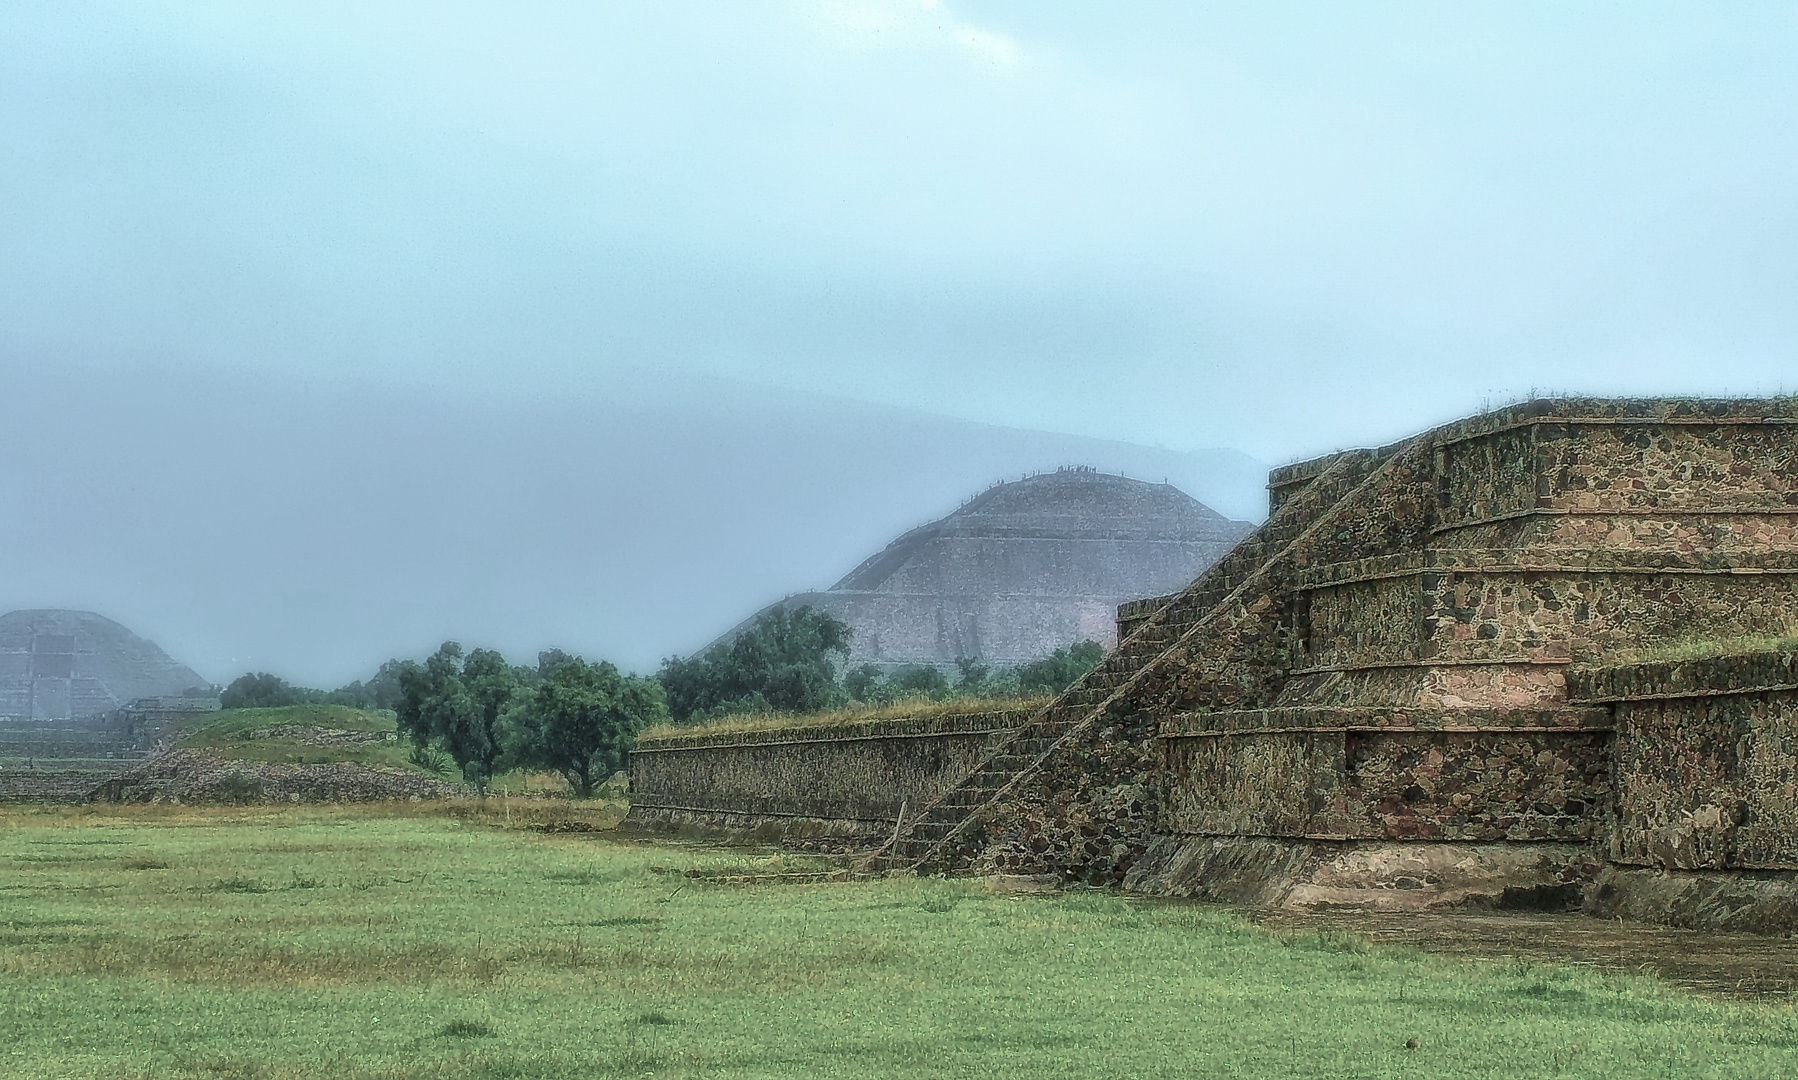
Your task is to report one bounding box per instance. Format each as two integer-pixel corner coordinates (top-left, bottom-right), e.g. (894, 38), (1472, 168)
(0, 610), (208, 721)
(720, 468), (1255, 668)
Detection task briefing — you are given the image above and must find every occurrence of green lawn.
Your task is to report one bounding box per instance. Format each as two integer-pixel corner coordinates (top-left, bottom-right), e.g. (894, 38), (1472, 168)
(2, 804), (1794, 1079)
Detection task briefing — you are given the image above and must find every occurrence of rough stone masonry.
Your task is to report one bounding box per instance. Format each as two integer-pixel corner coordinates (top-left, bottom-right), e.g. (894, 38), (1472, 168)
(633, 398), (1798, 932)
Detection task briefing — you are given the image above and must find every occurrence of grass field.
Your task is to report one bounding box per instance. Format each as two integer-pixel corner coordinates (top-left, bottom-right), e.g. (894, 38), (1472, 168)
(3, 804), (1796, 1079)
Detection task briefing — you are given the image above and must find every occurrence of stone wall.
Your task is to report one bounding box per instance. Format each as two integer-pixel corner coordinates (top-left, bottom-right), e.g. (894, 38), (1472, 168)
(0, 761), (131, 802)
(1562, 650), (1798, 931)
(92, 749), (465, 804)
(1568, 651), (1798, 871)
(626, 709), (1028, 846)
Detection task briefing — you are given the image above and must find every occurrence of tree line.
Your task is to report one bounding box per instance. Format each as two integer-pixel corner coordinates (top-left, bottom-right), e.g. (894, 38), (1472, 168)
(654, 606), (1103, 723)
(219, 605), (1105, 795)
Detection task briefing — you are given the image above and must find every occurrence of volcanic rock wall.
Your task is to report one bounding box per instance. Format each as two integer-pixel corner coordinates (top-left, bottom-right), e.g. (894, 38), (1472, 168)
(627, 709), (1029, 848)
(863, 399), (1798, 928)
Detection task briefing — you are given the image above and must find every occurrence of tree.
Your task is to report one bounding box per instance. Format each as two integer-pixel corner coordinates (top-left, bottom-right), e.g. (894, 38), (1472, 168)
(221, 672), (322, 710)
(511, 654), (667, 797)
(326, 659), (409, 711)
(887, 664), (950, 699)
(396, 642), (519, 792)
(658, 606), (853, 722)
(1015, 640), (1106, 696)
(844, 663), (884, 704)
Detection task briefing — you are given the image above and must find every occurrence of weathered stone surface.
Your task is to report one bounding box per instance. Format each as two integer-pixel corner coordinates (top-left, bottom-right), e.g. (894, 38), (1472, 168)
(1586, 865), (1798, 935)
(717, 468), (1253, 668)
(1571, 652), (1798, 871)
(1125, 837), (1597, 912)
(93, 749), (464, 804)
(0, 761), (132, 802)
(626, 710), (1026, 845)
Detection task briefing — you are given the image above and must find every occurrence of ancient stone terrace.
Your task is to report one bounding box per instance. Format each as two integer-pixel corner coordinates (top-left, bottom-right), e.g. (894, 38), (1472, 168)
(632, 399), (1798, 930)
(864, 400), (1798, 915)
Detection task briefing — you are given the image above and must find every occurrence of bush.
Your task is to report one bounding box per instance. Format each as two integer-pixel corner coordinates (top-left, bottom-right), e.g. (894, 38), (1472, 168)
(214, 770), (266, 804)
(1015, 641), (1105, 696)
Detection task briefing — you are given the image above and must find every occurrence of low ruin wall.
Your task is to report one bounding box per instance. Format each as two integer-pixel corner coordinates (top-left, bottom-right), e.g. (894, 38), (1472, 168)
(626, 710), (1028, 848)
(0, 761), (131, 802)
(1567, 650), (1798, 932)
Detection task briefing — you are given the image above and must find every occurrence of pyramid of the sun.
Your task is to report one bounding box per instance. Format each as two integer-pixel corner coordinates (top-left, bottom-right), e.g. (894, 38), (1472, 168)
(727, 468), (1254, 668)
(0, 609), (207, 722)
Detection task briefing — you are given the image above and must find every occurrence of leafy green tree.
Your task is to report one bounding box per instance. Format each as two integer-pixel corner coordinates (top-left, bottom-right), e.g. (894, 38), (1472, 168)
(844, 663), (885, 704)
(396, 642), (519, 792)
(658, 606), (853, 722)
(1015, 640), (1106, 696)
(511, 652), (667, 797)
(326, 659), (409, 711)
(221, 672), (323, 710)
(953, 657), (993, 695)
(887, 664), (950, 699)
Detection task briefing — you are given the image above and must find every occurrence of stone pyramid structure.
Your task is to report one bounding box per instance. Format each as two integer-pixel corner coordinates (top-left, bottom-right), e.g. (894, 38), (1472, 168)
(725, 467), (1253, 668)
(862, 399), (1798, 920)
(0, 609), (208, 723)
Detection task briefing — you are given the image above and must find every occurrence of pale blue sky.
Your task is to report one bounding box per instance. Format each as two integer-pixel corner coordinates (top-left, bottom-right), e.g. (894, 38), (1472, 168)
(7, 2), (1796, 461)
(6, 3), (1798, 680)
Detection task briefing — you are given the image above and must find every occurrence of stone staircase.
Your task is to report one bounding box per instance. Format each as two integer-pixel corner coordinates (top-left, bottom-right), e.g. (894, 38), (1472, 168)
(859, 446), (1397, 873)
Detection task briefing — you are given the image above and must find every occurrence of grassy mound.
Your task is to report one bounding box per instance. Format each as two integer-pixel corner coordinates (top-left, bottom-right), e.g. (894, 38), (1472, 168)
(172, 705), (427, 772)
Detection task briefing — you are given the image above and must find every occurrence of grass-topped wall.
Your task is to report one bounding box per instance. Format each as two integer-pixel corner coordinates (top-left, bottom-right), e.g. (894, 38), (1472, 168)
(627, 707), (1034, 847)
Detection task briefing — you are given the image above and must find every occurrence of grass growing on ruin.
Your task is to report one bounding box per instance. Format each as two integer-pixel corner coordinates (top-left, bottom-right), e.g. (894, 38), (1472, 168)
(173, 705), (420, 770)
(638, 695), (1049, 741)
(1609, 628), (1798, 666)
(5, 804), (1797, 1080)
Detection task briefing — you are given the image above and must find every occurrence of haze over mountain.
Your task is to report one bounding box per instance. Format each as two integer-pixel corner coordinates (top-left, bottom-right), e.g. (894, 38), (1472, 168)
(8, 6), (1797, 689)
(0, 362), (1265, 686)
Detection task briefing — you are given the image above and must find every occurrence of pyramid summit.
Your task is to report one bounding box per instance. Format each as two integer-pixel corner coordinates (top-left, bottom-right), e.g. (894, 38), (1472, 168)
(726, 467), (1254, 668)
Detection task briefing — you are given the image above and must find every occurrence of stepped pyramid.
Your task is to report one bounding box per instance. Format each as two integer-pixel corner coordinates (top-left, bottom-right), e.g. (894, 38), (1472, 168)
(0, 610), (208, 722)
(720, 468), (1253, 669)
(865, 399), (1798, 903)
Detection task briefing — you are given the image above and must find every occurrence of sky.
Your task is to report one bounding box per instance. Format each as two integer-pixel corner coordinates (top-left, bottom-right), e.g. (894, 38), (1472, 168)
(4, 2), (1798, 681)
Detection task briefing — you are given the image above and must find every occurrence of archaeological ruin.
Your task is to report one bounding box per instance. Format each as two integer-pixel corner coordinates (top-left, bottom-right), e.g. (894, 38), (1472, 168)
(630, 398), (1798, 932)
(716, 466), (1254, 670)
(0, 609), (216, 768)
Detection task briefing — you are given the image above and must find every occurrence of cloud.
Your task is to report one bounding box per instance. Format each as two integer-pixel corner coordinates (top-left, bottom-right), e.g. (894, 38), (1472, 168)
(813, 0), (1022, 68)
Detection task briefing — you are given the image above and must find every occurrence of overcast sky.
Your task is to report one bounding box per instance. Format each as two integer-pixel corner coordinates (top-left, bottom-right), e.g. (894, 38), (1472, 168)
(6, 3), (1798, 680)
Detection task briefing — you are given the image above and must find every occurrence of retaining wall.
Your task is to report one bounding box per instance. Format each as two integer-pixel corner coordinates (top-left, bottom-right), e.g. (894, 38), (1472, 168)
(1559, 649), (1798, 931)
(626, 710), (1028, 847)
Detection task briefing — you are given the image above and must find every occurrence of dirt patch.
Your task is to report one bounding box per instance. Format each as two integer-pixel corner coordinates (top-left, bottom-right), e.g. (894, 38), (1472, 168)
(1240, 907), (1798, 998)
